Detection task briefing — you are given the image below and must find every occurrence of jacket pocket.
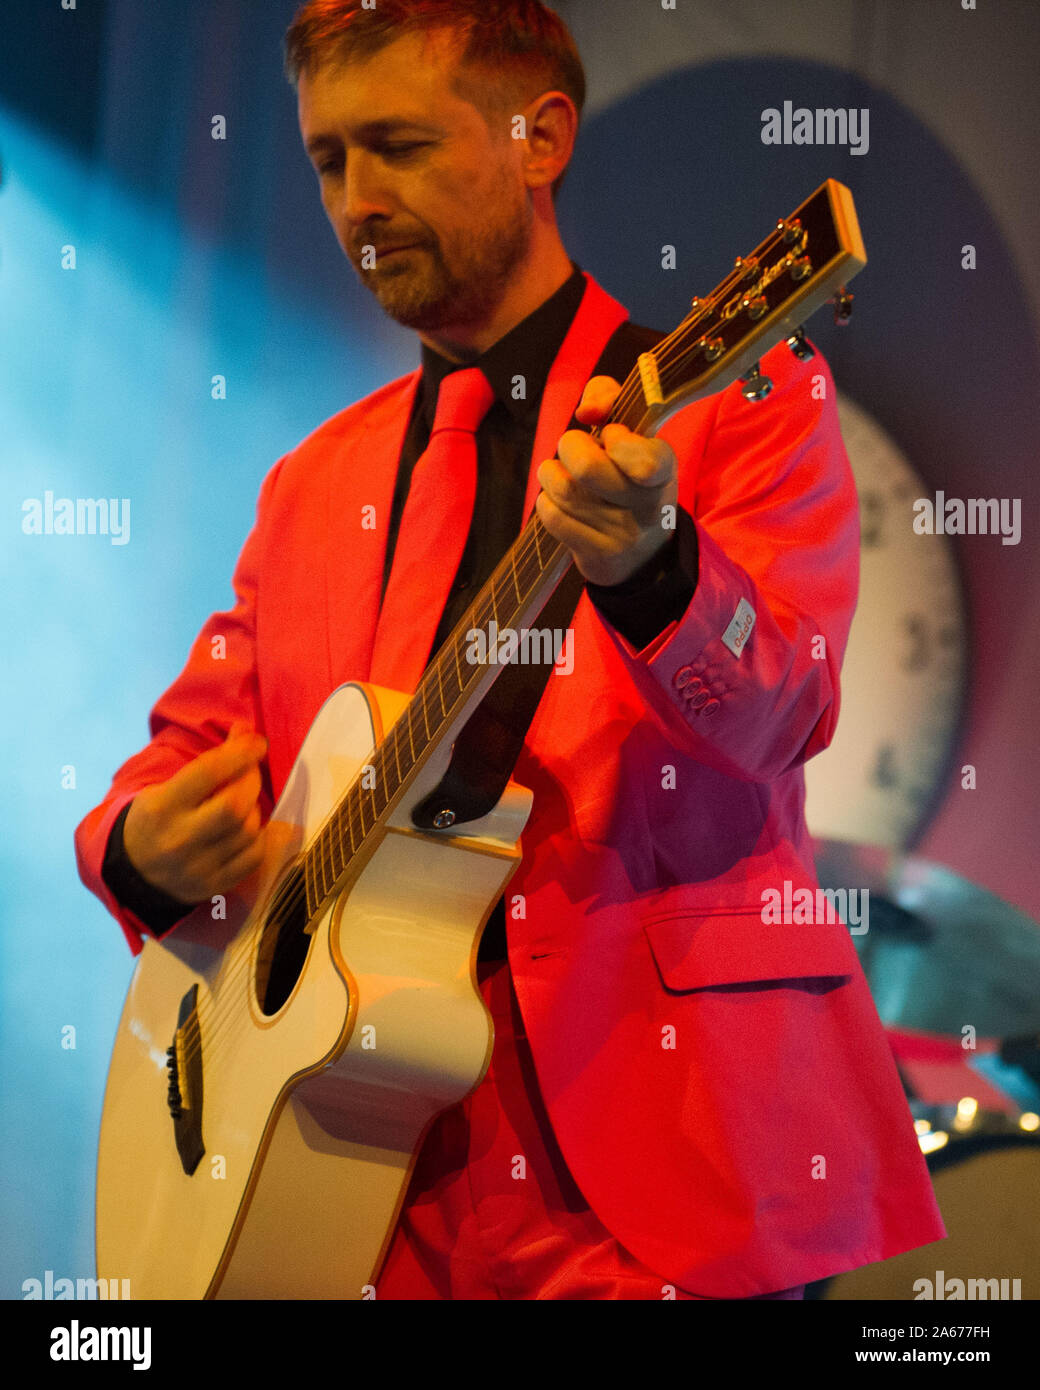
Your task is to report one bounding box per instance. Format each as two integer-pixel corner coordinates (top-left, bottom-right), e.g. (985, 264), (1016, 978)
(638, 892), (858, 993)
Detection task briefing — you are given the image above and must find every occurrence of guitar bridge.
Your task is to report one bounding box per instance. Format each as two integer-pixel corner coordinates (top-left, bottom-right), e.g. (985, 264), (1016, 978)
(166, 984), (205, 1176)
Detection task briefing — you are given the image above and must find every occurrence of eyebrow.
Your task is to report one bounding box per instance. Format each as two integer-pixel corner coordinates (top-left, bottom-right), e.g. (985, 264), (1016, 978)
(304, 120), (444, 155)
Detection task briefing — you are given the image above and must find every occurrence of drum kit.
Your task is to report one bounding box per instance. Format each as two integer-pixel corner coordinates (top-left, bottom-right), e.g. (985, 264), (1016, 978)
(804, 840), (1040, 1301)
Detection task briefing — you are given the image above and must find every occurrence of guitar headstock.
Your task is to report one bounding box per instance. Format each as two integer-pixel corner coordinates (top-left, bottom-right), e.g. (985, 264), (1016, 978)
(625, 179), (866, 435)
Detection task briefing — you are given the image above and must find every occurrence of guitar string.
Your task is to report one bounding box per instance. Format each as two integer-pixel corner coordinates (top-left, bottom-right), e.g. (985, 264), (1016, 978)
(175, 227), (811, 1067)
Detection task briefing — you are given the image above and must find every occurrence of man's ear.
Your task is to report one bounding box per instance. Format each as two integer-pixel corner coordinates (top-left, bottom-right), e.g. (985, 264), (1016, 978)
(516, 90), (578, 194)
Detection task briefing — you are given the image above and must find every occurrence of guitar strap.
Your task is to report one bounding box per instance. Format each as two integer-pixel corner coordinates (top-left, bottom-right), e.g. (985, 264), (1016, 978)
(411, 319), (665, 831)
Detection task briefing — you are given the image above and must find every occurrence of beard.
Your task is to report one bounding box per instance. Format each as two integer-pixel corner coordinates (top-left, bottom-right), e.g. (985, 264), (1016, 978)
(348, 181), (534, 334)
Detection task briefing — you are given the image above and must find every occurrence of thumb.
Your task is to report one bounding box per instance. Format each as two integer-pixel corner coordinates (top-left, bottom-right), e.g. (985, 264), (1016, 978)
(575, 375), (623, 426)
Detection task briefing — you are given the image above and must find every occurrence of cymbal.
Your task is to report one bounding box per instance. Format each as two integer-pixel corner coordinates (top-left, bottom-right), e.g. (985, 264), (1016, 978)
(812, 839), (1040, 1036)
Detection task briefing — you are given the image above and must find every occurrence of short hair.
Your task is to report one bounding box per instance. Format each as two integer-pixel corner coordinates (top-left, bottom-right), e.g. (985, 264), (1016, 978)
(284, 0), (585, 199)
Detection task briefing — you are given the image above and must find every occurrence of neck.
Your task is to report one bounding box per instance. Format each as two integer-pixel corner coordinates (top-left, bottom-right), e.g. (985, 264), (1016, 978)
(418, 220), (574, 362)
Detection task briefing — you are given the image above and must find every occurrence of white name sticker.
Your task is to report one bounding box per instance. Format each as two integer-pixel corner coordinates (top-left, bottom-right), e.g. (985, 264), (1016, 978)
(721, 598), (756, 658)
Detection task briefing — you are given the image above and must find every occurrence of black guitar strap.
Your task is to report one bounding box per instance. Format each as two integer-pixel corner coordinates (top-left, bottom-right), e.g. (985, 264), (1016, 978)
(411, 318), (664, 831)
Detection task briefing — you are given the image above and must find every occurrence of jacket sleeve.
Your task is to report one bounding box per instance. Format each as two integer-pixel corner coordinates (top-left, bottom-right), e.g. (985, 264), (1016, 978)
(591, 341), (860, 784)
(74, 457), (286, 955)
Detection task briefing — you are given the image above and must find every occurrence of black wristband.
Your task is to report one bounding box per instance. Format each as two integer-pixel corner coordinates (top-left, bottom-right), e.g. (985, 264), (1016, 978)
(101, 800), (196, 937)
(586, 506), (699, 649)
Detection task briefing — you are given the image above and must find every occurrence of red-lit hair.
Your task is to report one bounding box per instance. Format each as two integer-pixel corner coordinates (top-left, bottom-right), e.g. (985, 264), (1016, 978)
(284, 0), (585, 198)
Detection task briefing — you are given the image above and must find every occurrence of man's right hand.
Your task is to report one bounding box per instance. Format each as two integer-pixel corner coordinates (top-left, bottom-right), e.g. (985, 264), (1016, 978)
(122, 721), (269, 906)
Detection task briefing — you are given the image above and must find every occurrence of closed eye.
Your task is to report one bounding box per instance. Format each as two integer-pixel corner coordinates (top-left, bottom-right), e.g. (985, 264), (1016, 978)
(316, 142), (431, 175)
(380, 142), (430, 158)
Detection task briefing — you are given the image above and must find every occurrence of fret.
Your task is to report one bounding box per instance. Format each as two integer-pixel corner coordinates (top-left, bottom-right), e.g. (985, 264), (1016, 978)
(304, 850), (317, 919)
(325, 826), (338, 892)
(435, 650), (447, 719)
(453, 628), (463, 695)
(419, 677), (432, 740)
(489, 570), (502, 643)
(322, 831), (335, 899)
(315, 837), (329, 906)
(356, 785), (367, 839)
(390, 722), (404, 791)
(405, 705), (416, 765)
(334, 803), (345, 882)
(374, 751), (389, 814)
(317, 828), (330, 895)
(510, 546), (522, 607)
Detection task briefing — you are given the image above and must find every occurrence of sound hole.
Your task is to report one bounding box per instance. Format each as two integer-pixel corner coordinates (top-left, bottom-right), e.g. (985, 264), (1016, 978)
(255, 864), (312, 1015)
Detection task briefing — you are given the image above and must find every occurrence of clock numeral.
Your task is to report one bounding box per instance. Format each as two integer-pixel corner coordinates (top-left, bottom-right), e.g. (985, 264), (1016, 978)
(900, 614), (931, 672)
(872, 744), (900, 789)
(860, 490), (885, 548)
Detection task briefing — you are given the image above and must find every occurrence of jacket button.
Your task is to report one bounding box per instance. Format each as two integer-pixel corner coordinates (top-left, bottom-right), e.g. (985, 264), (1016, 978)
(700, 698), (721, 716)
(674, 665), (695, 689)
(687, 687), (709, 708)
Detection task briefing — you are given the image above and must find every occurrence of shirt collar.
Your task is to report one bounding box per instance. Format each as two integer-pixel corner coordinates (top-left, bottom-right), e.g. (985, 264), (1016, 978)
(418, 261), (587, 429)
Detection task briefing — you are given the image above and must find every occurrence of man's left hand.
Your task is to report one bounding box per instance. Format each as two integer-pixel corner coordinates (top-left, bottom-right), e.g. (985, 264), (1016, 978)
(536, 376), (679, 587)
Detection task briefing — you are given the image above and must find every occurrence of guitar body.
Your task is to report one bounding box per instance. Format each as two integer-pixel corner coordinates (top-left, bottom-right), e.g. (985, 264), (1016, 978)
(96, 681), (531, 1299)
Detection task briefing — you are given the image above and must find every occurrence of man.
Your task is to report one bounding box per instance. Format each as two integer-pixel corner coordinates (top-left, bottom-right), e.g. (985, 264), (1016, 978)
(76, 0), (946, 1299)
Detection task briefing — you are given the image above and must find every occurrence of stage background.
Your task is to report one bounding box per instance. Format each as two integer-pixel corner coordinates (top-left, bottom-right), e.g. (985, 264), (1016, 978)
(1, 0), (1037, 1295)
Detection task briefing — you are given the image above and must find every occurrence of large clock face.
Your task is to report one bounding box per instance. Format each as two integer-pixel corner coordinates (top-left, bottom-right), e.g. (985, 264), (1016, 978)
(803, 393), (967, 850)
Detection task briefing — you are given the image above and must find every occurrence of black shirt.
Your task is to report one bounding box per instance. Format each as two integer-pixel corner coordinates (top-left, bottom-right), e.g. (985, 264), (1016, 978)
(102, 263), (700, 960)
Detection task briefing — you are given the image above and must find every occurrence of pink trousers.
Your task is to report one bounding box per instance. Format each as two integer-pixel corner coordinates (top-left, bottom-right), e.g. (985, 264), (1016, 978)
(374, 958), (804, 1301)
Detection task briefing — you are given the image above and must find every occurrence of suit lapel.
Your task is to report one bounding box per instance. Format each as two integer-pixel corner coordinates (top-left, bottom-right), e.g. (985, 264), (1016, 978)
(324, 370), (421, 687)
(521, 273), (630, 524)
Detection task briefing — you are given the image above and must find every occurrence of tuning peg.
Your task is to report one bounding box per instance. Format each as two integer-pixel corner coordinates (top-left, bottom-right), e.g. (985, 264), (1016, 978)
(831, 287), (854, 325)
(740, 364), (773, 402)
(785, 327), (815, 361)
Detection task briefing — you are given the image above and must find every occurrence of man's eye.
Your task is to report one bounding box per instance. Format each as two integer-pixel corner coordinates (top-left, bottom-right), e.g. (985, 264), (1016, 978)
(316, 143), (427, 176)
(381, 142), (427, 158)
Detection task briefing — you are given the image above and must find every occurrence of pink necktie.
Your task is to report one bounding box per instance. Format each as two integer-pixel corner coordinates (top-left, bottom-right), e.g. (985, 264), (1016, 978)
(369, 367), (496, 692)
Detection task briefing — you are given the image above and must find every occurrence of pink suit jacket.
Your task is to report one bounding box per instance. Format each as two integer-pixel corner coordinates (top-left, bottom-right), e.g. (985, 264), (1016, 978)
(76, 272), (946, 1296)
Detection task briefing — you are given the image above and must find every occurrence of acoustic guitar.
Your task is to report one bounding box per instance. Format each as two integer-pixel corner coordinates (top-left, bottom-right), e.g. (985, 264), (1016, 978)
(96, 179), (866, 1298)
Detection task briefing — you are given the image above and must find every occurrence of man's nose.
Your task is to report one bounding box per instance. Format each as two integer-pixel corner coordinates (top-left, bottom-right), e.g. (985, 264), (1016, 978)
(339, 150), (394, 226)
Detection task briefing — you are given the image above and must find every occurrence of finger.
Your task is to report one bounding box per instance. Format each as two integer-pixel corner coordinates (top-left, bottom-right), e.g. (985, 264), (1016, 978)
(202, 805), (264, 868)
(554, 426), (675, 505)
(535, 489), (633, 572)
(188, 766), (264, 847)
(167, 729), (267, 809)
(597, 427), (677, 489)
(574, 376), (623, 425)
(538, 455), (630, 525)
(213, 829), (269, 893)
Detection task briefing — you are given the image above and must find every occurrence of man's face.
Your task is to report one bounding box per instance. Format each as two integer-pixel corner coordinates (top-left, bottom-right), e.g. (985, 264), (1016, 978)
(298, 30), (534, 336)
